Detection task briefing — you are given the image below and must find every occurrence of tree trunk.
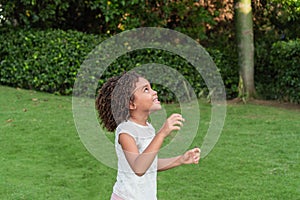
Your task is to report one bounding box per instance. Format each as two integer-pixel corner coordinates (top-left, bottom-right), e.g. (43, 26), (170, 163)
(235, 0), (256, 101)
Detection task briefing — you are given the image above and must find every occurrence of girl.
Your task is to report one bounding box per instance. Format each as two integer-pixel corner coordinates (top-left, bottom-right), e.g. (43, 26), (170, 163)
(96, 71), (201, 200)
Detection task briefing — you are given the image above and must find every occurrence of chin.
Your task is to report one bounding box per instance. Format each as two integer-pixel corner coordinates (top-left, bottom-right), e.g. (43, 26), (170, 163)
(150, 104), (162, 112)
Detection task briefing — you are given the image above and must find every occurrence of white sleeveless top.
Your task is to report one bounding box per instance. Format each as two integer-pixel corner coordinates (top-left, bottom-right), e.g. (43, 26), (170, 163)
(112, 120), (158, 200)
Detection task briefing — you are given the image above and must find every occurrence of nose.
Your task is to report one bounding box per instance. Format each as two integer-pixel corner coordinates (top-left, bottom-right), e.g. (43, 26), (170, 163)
(152, 89), (157, 95)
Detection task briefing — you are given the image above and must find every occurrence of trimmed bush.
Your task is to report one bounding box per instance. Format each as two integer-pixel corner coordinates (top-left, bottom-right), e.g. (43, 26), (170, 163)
(254, 39), (300, 104)
(207, 48), (239, 99)
(0, 28), (238, 101)
(269, 40), (300, 103)
(0, 29), (103, 95)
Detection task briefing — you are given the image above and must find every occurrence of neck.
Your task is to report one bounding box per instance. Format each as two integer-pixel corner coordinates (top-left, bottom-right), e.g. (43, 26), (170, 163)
(129, 111), (149, 126)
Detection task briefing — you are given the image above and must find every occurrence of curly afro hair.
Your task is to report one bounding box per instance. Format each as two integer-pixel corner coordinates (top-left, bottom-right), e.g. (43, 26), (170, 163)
(95, 71), (141, 132)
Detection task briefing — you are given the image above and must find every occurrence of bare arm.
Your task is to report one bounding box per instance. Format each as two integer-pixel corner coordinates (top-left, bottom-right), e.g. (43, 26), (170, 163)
(119, 114), (184, 176)
(119, 132), (164, 176)
(157, 148), (201, 172)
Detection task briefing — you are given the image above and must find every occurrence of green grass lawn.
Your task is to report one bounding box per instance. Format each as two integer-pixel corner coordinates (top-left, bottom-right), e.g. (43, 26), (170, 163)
(1, 85), (299, 200)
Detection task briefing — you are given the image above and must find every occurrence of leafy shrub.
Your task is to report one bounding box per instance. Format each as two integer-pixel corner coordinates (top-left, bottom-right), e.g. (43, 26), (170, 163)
(99, 49), (206, 103)
(207, 48), (239, 99)
(0, 28), (102, 95)
(0, 28), (238, 101)
(254, 38), (276, 100)
(256, 39), (300, 103)
(269, 40), (300, 103)
(1, 0), (215, 40)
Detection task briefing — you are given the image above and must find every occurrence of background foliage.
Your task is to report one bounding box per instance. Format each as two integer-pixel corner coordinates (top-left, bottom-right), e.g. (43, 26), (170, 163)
(0, 29), (102, 95)
(0, 28), (237, 101)
(0, 0), (299, 102)
(270, 40), (300, 103)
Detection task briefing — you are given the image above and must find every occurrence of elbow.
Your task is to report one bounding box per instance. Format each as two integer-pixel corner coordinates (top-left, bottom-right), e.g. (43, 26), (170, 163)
(131, 164), (147, 176)
(129, 165), (146, 176)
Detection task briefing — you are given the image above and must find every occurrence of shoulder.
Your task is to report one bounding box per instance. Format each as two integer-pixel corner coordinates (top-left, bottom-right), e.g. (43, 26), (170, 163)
(117, 120), (135, 133)
(116, 121), (137, 139)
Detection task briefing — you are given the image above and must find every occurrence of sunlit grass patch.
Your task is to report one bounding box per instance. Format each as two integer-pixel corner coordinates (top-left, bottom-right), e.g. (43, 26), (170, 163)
(1, 85), (299, 199)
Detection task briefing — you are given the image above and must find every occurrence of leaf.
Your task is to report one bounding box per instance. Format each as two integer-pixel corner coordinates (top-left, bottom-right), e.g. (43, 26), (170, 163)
(6, 119), (13, 123)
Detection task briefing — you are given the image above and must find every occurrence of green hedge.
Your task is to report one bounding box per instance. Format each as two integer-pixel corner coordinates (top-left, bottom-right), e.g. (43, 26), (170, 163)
(0, 29), (102, 95)
(0, 28), (238, 101)
(270, 40), (300, 103)
(207, 48), (239, 99)
(255, 39), (300, 103)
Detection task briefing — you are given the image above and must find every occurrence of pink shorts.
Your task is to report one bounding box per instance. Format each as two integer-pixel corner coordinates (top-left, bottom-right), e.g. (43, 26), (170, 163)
(110, 193), (124, 200)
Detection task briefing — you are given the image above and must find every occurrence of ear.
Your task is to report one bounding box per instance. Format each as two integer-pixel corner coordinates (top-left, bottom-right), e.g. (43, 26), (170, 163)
(129, 100), (136, 110)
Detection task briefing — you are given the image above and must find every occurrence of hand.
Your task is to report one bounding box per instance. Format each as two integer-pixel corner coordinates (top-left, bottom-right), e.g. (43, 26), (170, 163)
(180, 147), (201, 164)
(158, 114), (185, 138)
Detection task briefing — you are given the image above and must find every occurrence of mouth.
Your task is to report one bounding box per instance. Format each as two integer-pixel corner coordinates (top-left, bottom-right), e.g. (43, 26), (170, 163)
(153, 97), (160, 104)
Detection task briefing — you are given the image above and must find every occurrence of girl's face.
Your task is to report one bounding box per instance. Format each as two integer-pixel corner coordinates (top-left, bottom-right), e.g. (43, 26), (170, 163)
(130, 77), (161, 113)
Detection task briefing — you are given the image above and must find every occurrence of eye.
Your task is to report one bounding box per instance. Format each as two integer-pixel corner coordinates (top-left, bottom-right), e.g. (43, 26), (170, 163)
(144, 87), (149, 92)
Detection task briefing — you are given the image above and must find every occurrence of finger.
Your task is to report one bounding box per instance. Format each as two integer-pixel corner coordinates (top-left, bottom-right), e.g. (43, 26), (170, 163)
(174, 120), (183, 127)
(170, 114), (185, 121)
(171, 126), (181, 131)
(193, 154), (200, 164)
(193, 147), (201, 153)
(189, 149), (200, 159)
(169, 119), (184, 129)
(194, 158), (200, 164)
(172, 113), (182, 117)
